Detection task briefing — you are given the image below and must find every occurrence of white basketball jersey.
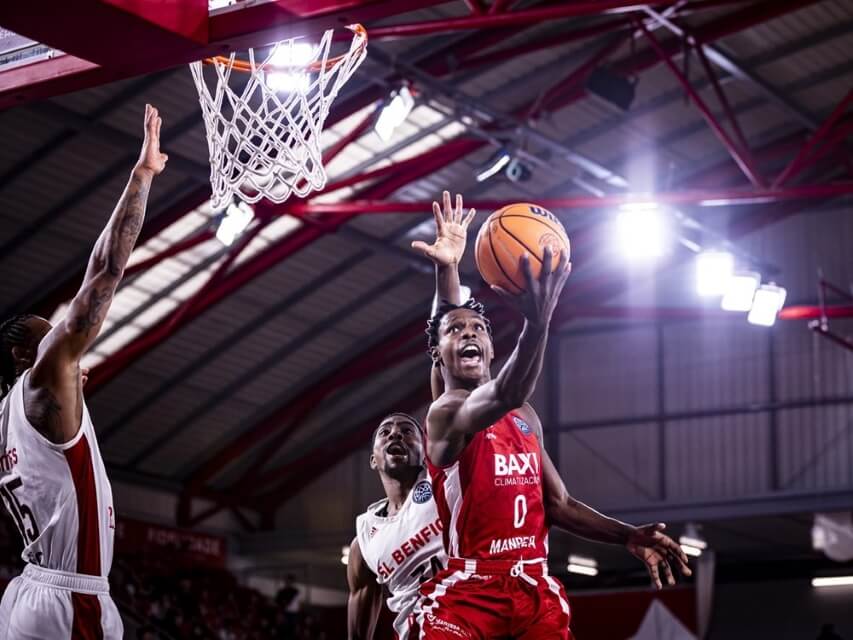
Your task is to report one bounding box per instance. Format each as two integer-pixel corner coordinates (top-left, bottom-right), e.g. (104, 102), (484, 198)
(355, 471), (446, 640)
(0, 371), (115, 577)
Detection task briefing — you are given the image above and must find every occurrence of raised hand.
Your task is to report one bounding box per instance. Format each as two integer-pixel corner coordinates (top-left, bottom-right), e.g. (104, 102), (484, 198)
(135, 104), (168, 176)
(626, 523), (692, 590)
(493, 246), (571, 329)
(411, 190), (476, 267)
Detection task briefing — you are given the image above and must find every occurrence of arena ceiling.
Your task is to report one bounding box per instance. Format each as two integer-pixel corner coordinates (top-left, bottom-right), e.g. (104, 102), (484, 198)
(0, 0), (851, 548)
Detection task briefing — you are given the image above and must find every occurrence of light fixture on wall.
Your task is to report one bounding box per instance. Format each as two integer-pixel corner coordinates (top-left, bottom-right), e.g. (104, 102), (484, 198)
(720, 271), (760, 312)
(615, 201), (670, 261)
(812, 576), (853, 588)
(216, 201), (255, 246)
(567, 554), (598, 576)
(747, 283), (787, 327)
(696, 250), (734, 297)
(375, 85), (415, 141)
(679, 524), (707, 557)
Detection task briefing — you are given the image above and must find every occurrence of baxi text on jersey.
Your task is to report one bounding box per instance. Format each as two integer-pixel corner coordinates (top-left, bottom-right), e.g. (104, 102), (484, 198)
(377, 517), (443, 580)
(493, 452), (539, 486)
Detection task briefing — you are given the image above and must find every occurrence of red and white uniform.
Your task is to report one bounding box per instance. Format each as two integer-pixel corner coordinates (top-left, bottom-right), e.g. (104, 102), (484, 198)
(356, 470), (446, 640)
(0, 371), (123, 639)
(420, 411), (571, 639)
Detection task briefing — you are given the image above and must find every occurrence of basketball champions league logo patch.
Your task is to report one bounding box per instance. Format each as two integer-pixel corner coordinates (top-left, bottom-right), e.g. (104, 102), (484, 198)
(412, 480), (433, 504)
(513, 416), (532, 435)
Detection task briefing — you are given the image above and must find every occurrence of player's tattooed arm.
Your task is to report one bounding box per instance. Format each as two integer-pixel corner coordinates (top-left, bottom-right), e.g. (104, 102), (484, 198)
(346, 539), (382, 640)
(40, 104), (168, 364)
(27, 105), (167, 443)
(523, 406), (692, 589)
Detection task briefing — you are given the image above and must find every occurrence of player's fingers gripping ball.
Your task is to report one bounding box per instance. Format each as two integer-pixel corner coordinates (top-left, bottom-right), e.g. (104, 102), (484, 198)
(475, 203), (571, 294)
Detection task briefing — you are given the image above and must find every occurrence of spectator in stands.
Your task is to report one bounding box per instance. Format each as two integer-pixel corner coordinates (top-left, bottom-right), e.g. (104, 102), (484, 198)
(276, 574), (302, 633)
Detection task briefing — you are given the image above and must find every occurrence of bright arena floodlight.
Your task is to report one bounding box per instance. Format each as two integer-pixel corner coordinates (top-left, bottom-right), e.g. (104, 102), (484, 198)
(679, 535), (707, 557)
(375, 86), (415, 141)
(679, 524), (707, 557)
(748, 283), (787, 327)
(216, 201), (255, 246)
(567, 555), (598, 576)
(615, 201), (669, 260)
(720, 271), (760, 312)
(265, 41), (315, 93)
(812, 576), (853, 588)
(696, 250), (734, 297)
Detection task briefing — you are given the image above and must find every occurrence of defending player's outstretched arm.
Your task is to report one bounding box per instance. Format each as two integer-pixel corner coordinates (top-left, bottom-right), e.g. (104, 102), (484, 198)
(522, 408), (692, 589)
(412, 190), (476, 401)
(28, 104), (168, 442)
(346, 538), (383, 640)
(430, 247), (571, 449)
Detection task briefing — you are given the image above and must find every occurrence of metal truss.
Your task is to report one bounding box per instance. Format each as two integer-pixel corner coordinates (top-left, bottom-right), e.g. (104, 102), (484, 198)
(1, 0), (847, 527)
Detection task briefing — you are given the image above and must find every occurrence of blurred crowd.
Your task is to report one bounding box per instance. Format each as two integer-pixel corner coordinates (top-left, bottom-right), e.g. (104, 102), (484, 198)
(0, 519), (339, 640)
(114, 558), (335, 640)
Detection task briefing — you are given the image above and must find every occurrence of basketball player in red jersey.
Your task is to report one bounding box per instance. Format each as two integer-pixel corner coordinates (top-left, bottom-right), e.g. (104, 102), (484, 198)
(417, 205), (691, 639)
(0, 104), (167, 639)
(348, 194), (476, 640)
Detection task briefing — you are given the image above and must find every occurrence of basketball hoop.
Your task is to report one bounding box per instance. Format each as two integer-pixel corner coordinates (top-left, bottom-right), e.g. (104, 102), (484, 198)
(190, 24), (367, 210)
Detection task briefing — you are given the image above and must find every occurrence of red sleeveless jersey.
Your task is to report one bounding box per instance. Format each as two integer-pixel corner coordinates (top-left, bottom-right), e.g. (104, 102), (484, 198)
(427, 411), (548, 561)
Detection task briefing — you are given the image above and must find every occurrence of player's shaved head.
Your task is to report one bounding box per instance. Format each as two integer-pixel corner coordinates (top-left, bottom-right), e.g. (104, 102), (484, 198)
(372, 412), (421, 445)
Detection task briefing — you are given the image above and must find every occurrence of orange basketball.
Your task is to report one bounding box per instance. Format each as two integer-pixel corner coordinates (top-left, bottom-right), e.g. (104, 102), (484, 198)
(474, 203), (570, 294)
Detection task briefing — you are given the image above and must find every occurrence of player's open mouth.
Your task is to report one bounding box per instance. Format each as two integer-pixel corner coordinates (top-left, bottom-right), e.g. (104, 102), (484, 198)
(386, 442), (408, 457)
(459, 342), (482, 365)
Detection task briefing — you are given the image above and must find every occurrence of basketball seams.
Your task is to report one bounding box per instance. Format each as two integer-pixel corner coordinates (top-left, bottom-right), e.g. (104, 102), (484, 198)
(497, 215), (545, 267)
(476, 205), (570, 295)
(488, 229), (524, 294)
(497, 214), (570, 248)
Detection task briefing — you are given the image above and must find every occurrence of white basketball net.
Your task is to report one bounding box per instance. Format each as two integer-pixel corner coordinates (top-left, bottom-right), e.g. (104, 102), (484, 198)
(190, 25), (367, 210)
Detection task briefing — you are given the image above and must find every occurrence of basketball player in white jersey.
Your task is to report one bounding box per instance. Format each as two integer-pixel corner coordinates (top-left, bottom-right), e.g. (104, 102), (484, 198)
(347, 194), (475, 640)
(349, 413), (445, 640)
(0, 103), (168, 639)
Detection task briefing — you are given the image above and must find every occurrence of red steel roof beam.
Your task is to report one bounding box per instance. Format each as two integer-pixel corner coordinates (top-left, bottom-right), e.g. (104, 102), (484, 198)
(182, 0), (820, 506)
(322, 102), (380, 165)
(367, 2), (669, 38)
(31, 185), (212, 318)
(0, 0), (449, 109)
(0, 0), (209, 69)
(694, 42), (753, 163)
(774, 87), (853, 188)
(123, 229), (215, 279)
(289, 183), (853, 215)
(635, 18), (766, 189)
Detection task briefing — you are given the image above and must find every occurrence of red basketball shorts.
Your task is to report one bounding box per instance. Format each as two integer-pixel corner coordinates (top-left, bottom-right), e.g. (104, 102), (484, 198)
(417, 558), (571, 640)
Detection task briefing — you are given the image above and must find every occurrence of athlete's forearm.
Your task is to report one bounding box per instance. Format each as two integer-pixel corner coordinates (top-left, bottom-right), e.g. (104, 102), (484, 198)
(493, 320), (548, 409)
(347, 589), (380, 640)
(436, 262), (462, 306)
(64, 167), (153, 347)
(89, 166), (152, 285)
(548, 495), (634, 545)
